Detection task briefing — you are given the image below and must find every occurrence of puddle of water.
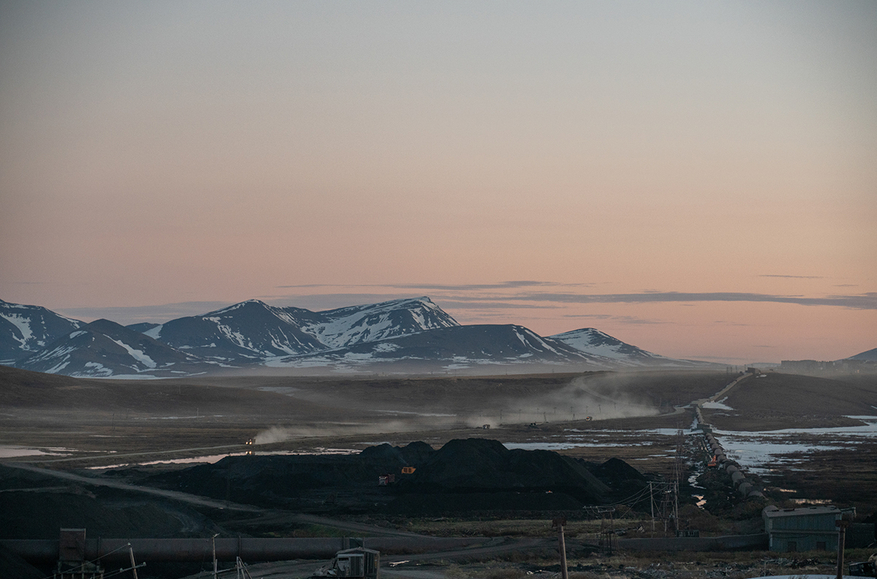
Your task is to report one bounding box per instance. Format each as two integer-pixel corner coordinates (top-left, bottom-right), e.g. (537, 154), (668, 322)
(708, 417), (877, 472)
(87, 448), (360, 469)
(504, 442), (638, 451)
(0, 446), (77, 458)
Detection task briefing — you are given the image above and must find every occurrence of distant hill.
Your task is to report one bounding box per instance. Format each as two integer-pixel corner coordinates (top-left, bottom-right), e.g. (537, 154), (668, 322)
(549, 327), (708, 368)
(271, 323), (616, 372)
(1, 297), (716, 377)
(16, 319), (210, 378)
(848, 347), (877, 362)
(0, 299), (82, 365)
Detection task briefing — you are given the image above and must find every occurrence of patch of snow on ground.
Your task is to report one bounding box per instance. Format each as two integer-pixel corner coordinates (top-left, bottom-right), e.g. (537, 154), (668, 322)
(702, 398), (734, 411)
(712, 417), (877, 472)
(342, 352), (375, 361)
(376, 409), (456, 417)
(89, 448), (360, 469)
(0, 445), (76, 458)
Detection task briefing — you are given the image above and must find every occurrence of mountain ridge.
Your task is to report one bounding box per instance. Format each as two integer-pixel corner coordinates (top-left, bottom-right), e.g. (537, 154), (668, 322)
(4, 296), (725, 377)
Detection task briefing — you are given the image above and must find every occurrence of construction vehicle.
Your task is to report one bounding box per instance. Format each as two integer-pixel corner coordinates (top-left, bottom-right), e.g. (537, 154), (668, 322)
(312, 548), (380, 579)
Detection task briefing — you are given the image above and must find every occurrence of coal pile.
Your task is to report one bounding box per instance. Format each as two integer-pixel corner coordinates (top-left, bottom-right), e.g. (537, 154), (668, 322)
(397, 439), (609, 494)
(147, 439), (648, 515)
(146, 441), (432, 510)
(580, 456), (650, 499)
(387, 438), (612, 513)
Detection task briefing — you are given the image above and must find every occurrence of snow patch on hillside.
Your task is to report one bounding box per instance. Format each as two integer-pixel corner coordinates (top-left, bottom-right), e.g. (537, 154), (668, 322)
(109, 338), (156, 369)
(1, 313), (36, 347)
(143, 325), (163, 339)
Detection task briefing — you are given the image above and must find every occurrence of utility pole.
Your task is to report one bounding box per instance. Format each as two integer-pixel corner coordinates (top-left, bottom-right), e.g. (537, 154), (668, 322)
(213, 533), (219, 579)
(553, 517), (568, 579)
(836, 520), (849, 579)
(128, 544), (140, 579)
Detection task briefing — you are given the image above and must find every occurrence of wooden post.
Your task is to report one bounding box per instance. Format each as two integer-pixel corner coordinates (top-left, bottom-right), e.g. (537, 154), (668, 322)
(213, 533), (219, 579)
(553, 517), (568, 579)
(129, 544), (139, 579)
(836, 520), (849, 579)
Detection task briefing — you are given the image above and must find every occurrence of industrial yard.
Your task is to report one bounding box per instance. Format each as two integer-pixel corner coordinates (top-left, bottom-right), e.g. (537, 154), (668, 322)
(1, 366), (876, 578)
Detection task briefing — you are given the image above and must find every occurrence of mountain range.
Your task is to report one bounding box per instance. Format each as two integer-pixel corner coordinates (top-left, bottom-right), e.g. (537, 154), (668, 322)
(1, 296), (735, 378)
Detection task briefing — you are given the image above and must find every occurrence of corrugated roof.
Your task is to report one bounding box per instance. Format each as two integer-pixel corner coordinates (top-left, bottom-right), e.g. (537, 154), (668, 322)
(762, 505), (840, 518)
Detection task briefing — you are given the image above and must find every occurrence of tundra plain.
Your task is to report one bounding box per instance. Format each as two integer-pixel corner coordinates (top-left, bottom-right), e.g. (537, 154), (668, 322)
(1, 366), (876, 579)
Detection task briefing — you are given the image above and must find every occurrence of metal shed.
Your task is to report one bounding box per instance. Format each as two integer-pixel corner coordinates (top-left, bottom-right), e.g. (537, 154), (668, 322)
(762, 505), (845, 553)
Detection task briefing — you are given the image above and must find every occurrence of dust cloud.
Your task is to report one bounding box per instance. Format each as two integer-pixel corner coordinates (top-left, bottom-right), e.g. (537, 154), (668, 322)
(254, 419), (431, 445)
(481, 373), (664, 426)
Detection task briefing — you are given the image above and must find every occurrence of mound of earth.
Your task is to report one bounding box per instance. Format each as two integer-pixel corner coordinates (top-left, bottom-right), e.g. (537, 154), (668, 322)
(146, 441), (433, 509)
(145, 439), (647, 514)
(359, 440), (435, 465)
(399, 439), (610, 497)
(581, 457), (650, 499)
(385, 438), (614, 513)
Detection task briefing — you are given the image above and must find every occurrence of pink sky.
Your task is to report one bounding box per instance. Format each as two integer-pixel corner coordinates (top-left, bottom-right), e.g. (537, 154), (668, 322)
(1, 1), (875, 364)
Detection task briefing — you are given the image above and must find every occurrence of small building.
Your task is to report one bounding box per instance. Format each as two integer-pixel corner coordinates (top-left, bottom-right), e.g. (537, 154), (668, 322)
(313, 547), (380, 579)
(762, 505), (845, 552)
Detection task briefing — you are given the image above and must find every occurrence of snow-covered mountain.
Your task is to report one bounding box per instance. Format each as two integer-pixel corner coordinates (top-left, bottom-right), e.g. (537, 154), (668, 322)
(133, 297), (459, 364)
(270, 324), (615, 372)
(16, 319), (210, 378)
(551, 328), (664, 366)
(133, 300), (327, 363)
(1, 297), (715, 377)
(298, 297), (459, 349)
(0, 299), (83, 365)
(550, 328), (709, 368)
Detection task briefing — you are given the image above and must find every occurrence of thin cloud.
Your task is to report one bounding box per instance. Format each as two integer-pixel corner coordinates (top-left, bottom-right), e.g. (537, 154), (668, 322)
(271, 287), (877, 311)
(267, 293), (416, 310)
(758, 274), (823, 279)
(430, 298), (558, 311)
(275, 281), (589, 292)
(561, 313), (668, 325)
(457, 291), (877, 310)
(388, 281), (590, 292)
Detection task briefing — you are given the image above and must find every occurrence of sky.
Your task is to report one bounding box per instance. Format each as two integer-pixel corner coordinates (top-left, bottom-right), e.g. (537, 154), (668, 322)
(1, 1), (875, 364)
